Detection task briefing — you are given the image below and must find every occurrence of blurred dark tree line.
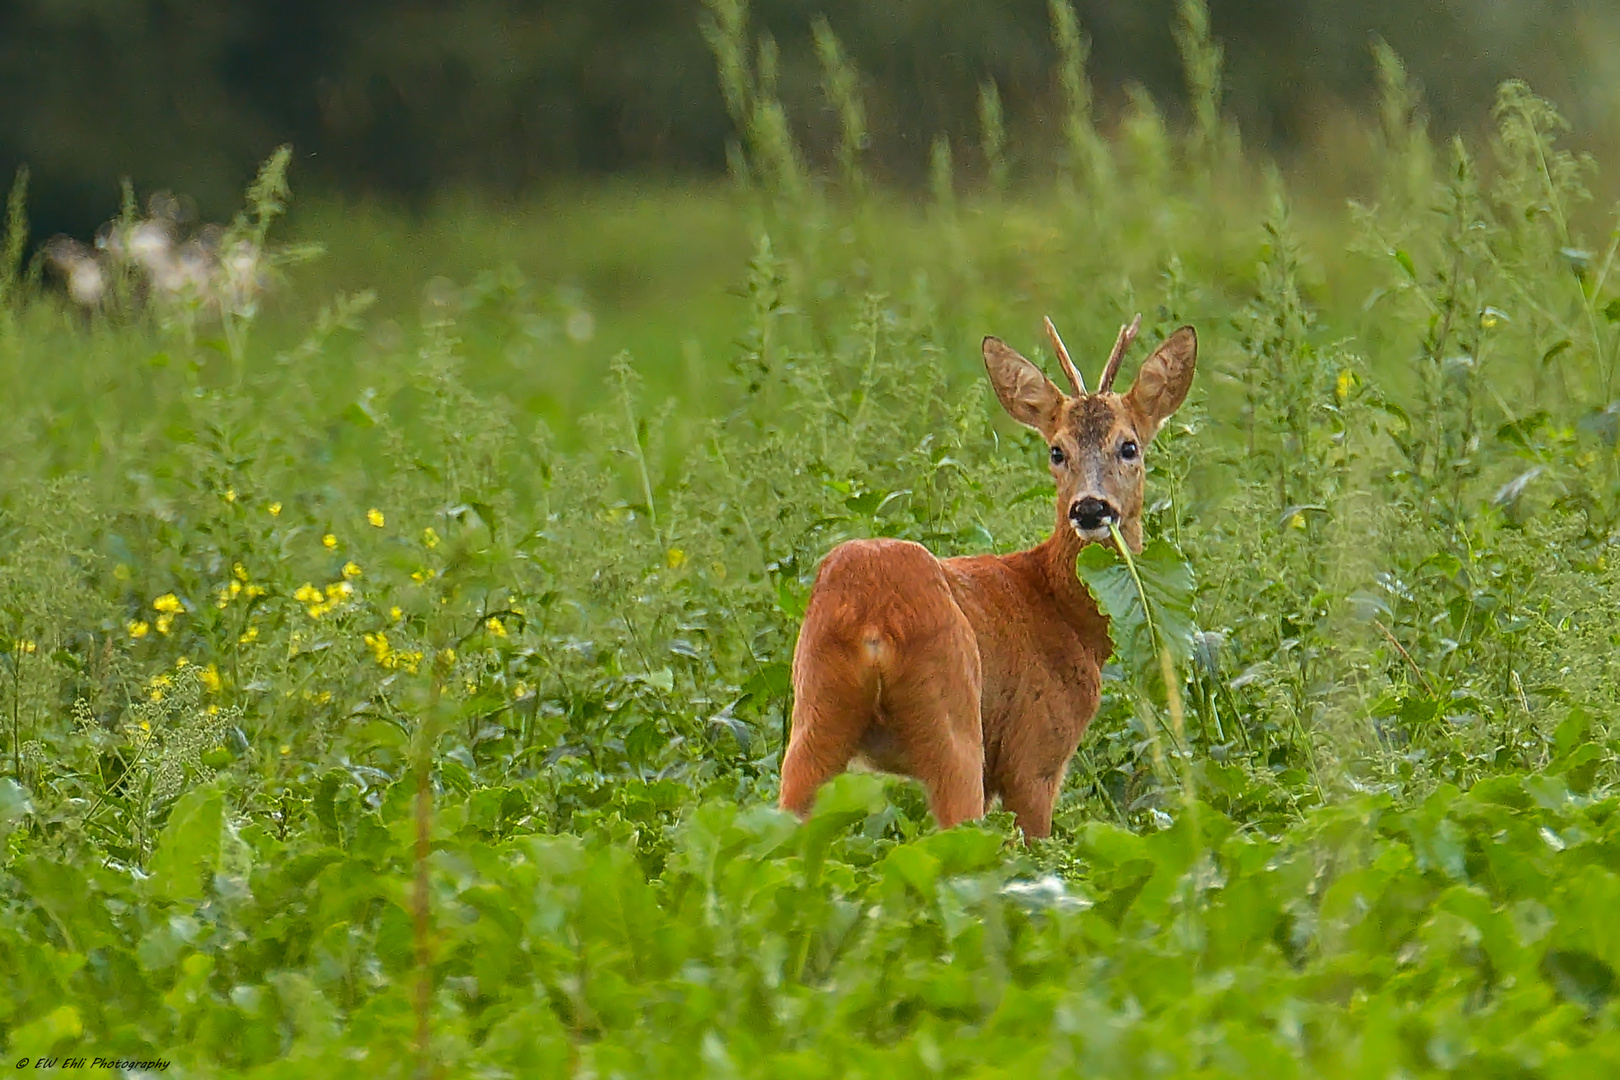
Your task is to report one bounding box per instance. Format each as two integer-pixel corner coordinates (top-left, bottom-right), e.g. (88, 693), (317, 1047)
(2, 0), (1615, 235)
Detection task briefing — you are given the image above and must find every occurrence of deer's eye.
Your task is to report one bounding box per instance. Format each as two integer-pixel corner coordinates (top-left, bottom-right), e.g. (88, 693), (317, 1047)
(1049, 445), (1066, 466)
(1120, 440), (1140, 461)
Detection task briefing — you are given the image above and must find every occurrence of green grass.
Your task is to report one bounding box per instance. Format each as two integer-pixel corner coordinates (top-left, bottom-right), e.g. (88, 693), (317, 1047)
(2, 49), (1620, 1079)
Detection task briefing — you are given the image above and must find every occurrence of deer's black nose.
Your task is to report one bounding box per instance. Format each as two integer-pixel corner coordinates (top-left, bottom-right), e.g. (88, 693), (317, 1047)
(1069, 497), (1119, 532)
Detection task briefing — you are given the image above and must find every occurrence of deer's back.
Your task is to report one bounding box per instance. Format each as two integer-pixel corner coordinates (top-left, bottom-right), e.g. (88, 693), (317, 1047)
(796, 538), (969, 657)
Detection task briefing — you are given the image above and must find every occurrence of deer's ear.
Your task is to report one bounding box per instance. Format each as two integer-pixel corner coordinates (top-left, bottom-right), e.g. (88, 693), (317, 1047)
(983, 336), (1065, 438)
(1124, 326), (1197, 438)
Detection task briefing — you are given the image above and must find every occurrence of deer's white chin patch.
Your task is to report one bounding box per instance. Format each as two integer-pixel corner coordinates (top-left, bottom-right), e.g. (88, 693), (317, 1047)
(1070, 524), (1114, 542)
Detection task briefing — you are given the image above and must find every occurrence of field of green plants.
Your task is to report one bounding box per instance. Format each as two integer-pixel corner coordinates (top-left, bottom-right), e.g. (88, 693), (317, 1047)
(4, 3), (1620, 1075)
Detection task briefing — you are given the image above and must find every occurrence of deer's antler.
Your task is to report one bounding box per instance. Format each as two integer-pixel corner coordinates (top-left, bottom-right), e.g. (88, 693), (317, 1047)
(1097, 313), (1142, 393)
(1044, 316), (1086, 396)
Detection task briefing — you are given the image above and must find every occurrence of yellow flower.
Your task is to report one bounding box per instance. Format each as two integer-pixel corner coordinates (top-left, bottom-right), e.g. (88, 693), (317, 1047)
(367, 508), (385, 528)
(269, 502), (283, 517)
(389, 606), (402, 621)
(666, 547), (686, 569)
(175, 656), (189, 668)
(155, 613), (175, 635)
(279, 744), (290, 756)
(148, 672), (173, 702)
(422, 527), (440, 549)
(233, 563), (250, 582)
(200, 664), (222, 694)
(224, 488), (237, 504)
(294, 581), (344, 618)
(128, 620), (150, 639)
(512, 681), (530, 700)
(1481, 310), (1499, 329)
(238, 626), (259, 644)
(1335, 369), (1356, 402)
(363, 630), (390, 664)
(13, 639), (35, 655)
(152, 593), (183, 614)
(485, 616), (507, 637)
(342, 561), (363, 580)
(1289, 512), (1307, 530)
(439, 647), (456, 665)
(411, 568), (435, 584)
(322, 533), (338, 549)
(362, 630), (423, 673)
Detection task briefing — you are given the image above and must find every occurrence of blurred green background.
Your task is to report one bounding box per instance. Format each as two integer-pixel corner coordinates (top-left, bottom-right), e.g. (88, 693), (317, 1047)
(7, 0), (1620, 235)
(10, 0), (1620, 441)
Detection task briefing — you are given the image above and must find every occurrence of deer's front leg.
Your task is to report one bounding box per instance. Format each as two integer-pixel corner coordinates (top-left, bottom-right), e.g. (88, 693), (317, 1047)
(998, 772), (1063, 840)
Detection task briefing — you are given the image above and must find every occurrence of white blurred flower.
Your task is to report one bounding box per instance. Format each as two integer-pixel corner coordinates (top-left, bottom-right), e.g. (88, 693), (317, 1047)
(51, 199), (279, 318)
(66, 259), (106, 306)
(43, 237), (106, 307)
(565, 308), (596, 343)
(126, 220), (173, 270)
(220, 241), (264, 313)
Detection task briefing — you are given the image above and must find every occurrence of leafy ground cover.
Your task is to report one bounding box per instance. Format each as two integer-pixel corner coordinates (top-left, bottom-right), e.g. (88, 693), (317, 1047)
(3, 4), (1620, 1075)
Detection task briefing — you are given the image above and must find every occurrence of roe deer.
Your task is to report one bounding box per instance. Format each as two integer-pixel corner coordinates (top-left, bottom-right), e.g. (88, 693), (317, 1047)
(779, 316), (1197, 839)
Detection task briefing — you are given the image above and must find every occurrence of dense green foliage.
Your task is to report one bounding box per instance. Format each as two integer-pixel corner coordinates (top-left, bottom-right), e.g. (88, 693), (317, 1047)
(4, 17), (1620, 1077)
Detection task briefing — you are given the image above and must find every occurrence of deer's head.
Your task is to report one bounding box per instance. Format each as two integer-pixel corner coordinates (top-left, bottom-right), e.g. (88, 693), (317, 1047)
(982, 316), (1196, 552)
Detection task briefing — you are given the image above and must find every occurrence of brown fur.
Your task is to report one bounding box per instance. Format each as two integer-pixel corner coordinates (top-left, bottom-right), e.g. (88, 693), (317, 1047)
(779, 324), (1197, 838)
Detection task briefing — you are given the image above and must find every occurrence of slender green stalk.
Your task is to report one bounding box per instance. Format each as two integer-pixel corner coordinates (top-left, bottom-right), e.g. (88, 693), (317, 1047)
(813, 17), (867, 195)
(612, 352), (660, 540)
(1173, 0), (1226, 169)
(978, 80), (1009, 196)
(0, 167), (28, 306)
(1049, 0), (1111, 194)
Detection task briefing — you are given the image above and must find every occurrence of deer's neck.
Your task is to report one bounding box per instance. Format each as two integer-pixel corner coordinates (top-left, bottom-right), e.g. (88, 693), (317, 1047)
(1027, 523), (1111, 657)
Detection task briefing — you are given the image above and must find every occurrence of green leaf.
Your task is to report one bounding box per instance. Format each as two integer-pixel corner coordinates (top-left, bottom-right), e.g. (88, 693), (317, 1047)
(149, 784), (225, 905)
(741, 660), (791, 702)
(1542, 949), (1616, 1013)
(0, 777), (31, 845)
(1075, 536), (1196, 677)
(5, 1004), (82, 1056)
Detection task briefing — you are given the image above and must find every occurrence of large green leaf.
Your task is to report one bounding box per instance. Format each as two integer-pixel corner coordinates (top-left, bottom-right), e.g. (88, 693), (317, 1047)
(148, 784), (225, 906)
(1074, 536), (1197, 678)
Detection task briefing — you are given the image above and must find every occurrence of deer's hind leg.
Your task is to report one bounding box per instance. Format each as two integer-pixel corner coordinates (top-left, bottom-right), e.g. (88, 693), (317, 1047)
(880, 625), (984, 829)
(779, 653), (875, 819)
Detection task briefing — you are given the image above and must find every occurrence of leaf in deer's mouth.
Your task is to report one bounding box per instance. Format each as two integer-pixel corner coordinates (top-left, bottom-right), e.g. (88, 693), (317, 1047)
(1074, 537), (1197, 679)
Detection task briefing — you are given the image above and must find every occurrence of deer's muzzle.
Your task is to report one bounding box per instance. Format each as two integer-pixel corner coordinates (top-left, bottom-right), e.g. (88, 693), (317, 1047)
(1069, 497), (1119, 536)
